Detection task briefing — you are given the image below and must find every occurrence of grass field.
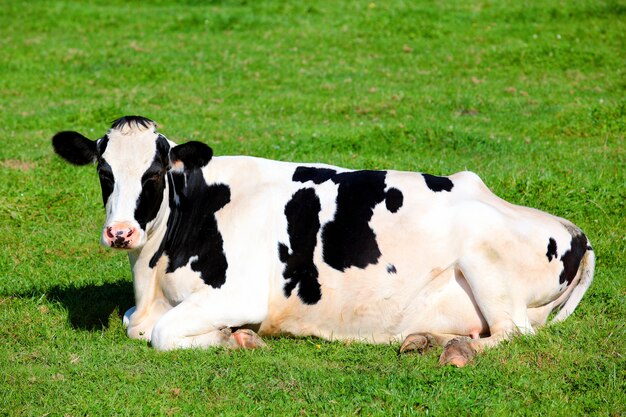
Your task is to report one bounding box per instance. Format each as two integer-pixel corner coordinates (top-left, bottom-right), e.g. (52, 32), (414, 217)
(1, 0), (625, 415)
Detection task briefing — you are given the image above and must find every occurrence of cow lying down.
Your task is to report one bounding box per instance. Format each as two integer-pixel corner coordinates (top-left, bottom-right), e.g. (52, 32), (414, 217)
(52, 116), (594, 366)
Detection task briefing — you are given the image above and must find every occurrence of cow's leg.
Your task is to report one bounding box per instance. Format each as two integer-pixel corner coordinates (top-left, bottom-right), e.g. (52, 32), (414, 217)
(124, 254), (173, 341)
(123, 299), (172, 341)
(440, 254), (535, 367)
(150, 296), (267, 351)
(230, 328), (267, 349)
(439, 337), (476, 367)
(152, 323), (265, 351)
(122, 306), (135, 327)
(439, 326), (531, 368)
(399, 332), (460, 354)
(438, 316), (532, 367)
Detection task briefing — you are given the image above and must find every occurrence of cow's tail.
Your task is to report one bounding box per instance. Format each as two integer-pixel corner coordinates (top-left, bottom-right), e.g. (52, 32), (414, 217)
(550, 246), (595, 323)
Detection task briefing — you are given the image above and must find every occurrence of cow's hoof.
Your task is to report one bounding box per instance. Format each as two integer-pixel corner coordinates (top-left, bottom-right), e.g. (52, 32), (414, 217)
(399, 333), (434, 355)
(122, 306), (136, 328)
(439, 338), (476, 367)
(231, 329), (267, 349)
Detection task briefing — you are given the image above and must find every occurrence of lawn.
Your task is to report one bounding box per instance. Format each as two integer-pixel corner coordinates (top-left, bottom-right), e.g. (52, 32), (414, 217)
(1, 0), (624, 415)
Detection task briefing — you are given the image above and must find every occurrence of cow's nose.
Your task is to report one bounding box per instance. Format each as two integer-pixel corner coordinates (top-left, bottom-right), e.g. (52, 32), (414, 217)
(104, 224), (137, 248)
(107, 227), (134, 237)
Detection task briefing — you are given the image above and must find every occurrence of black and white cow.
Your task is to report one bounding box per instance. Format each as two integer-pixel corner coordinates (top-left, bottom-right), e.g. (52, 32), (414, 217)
(52, 116), (594, 366)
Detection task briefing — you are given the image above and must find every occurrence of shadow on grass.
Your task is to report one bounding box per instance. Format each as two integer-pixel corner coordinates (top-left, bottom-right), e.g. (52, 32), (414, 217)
(47, 281), (134, 331)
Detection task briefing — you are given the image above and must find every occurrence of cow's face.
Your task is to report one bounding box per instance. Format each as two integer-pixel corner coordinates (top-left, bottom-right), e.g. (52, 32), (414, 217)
(52, 116), (212, 251)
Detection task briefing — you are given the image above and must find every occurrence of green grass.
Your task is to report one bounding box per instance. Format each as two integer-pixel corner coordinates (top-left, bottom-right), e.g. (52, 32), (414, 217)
(1, 0), (625, 415)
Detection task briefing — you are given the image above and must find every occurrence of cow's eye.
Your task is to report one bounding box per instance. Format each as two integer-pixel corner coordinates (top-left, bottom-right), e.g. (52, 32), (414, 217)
(143, 173), (162, 185)
(99, 172), (114, 184)
(97, 161), (114, 183)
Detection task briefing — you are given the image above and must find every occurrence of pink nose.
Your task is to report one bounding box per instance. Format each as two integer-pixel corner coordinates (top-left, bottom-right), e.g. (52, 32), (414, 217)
(104, 223), (138, 249)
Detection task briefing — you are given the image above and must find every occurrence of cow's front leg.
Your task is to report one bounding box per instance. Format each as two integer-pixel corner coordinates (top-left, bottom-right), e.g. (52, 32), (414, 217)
(149, 294), (268, 351)
(125, 252), (173, 341)
(151, 322), (266, 351)
(122, 306), (136, 328)
(123, 299), (172, 341)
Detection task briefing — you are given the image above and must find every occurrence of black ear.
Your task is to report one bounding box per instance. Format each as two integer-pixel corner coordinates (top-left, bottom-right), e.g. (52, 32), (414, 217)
(170, 141), (213, 170)
(52, 131), (98, 166)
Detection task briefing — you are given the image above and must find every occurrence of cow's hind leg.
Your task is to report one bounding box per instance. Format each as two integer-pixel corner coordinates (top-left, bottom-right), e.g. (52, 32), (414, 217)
(230, 328), (267, 349)
(400, 332), (487, 368)
(399, 332), (460, 355)
(439, 337), (477, 367)
(439, 324), (532, 367)
(439, 254), (536, 367)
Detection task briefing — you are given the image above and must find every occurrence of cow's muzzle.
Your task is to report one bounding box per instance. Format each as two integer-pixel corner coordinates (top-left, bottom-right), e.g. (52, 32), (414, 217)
(103, 223), (139, 249)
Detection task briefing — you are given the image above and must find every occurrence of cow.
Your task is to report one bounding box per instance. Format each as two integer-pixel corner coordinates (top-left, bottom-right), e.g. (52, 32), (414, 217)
(52, 116), (594, 366)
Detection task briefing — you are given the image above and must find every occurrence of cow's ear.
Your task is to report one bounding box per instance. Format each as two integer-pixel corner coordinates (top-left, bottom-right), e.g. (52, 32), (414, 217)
(169, 141), (213, 170)
(52, 131), (97, 166)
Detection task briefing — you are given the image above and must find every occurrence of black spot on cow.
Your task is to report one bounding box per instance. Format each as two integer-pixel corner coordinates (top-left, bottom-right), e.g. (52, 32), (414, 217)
(293, 167), (404, 272)
(559, 232), (588, 286)
(278, 188), (322, 304)
(95, 135), (113, 206)
(385, 187), (403, 213)
(150, 168), (230, 289)
(387, 264), (397, 274)
(321, 170), (386, 271)
(135, 135), (171, 230)
(422, 173), (454, 192)
(97, 159), (114, 207)
(293, 166), (337, 184)
(546, 238), (558, 262)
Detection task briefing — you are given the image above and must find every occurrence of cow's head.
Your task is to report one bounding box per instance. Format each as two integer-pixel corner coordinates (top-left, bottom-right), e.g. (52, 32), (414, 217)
(52, 116), (212, 250)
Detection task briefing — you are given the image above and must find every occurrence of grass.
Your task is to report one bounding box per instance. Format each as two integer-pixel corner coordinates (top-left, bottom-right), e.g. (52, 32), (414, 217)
(1, 0), (624, 415)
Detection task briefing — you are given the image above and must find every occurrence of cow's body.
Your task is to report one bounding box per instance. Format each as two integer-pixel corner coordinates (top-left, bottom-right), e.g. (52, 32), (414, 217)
(53, 116), (594, 365)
